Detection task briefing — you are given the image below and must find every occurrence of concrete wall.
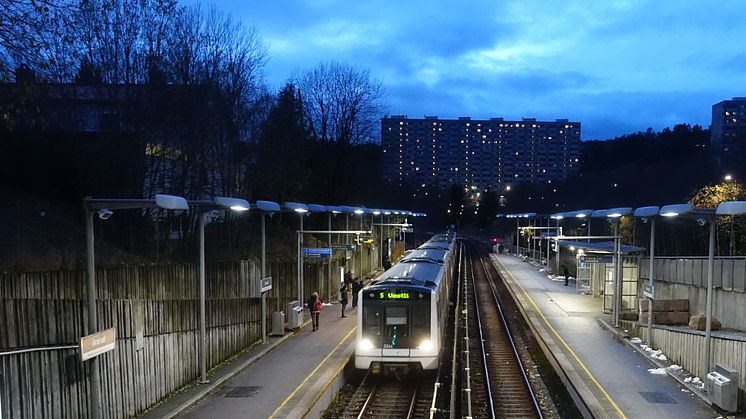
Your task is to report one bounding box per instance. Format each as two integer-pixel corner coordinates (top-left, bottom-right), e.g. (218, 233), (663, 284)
(640, 257), (746, 331)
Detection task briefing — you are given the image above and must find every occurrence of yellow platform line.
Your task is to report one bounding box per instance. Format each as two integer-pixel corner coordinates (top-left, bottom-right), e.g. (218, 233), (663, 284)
(269, 327), (356, 418)
(495, 257), (627, 419)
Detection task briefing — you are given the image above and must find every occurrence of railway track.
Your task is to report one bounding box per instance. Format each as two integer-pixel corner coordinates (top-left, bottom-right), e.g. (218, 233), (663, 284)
(341, 371), (435, 418)
(464, 241), (543, 418)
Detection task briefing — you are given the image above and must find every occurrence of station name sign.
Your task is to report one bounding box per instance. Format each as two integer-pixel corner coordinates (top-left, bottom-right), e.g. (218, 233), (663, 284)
(80, 328), (116, 361)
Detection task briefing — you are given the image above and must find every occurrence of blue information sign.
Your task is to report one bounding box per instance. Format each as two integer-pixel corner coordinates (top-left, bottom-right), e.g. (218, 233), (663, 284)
(303, 248), (332, 260)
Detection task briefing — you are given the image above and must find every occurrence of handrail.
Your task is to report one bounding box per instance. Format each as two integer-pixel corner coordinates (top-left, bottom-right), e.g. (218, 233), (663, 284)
(0, 345), (78, 356)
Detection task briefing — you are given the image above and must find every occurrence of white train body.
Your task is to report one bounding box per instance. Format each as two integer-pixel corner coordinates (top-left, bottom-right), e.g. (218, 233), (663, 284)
(355, 233), (455, 374)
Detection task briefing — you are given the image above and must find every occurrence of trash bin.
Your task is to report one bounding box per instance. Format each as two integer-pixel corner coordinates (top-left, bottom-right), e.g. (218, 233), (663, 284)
(287, 300), (303, 329)
(272, 311), (285, 336)
(706, 363), (739, 413)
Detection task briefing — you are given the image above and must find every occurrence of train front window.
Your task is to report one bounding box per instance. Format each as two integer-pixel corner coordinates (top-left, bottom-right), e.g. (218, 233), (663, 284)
(412, 302), (431, 344)
(362, 303), (382, 343)
(384, 306), (409, 348)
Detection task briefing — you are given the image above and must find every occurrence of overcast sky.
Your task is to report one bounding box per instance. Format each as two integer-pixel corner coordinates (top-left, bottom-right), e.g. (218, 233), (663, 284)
(197, 0), (746, 140)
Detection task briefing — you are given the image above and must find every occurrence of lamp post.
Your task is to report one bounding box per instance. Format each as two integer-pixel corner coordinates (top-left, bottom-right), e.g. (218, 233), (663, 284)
(255, 200), (281, 344)
(325, 206), (342, 301)
(550, 213), (565, 273)
(604, 207), (632, 327)
(354, 208), (364, 278)
(372, 210), (382, 269)
(83, 194), (188, 419)
(634, 206), (660, 348)
(306, 204), (329, 298)
(284, 202), (309, 307)
(190, 197), (251, 384)
(708, 201), (746, 374)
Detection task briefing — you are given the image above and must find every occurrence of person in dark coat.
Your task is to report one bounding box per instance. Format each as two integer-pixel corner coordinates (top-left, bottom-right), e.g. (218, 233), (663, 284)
(382, 256), (392, 271)
(352, 279), (363, 307)
(562, 264), (570, 286)
(340, 280), (352, 317)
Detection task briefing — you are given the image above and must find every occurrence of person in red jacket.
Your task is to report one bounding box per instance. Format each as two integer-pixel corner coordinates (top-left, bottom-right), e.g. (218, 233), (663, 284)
(307, 292), (323, 331)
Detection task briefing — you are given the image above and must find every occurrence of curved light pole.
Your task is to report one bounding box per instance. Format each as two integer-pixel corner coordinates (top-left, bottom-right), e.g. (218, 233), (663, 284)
(255, 200), (281, 344)
(604, 207), (633, 327)
(284, 202), (309, 307)
(550, 212), (566, 273)
(634, 205), (660, 349)
(191, 197), (251, 384)
(83, 194), (188, 419)
(325, 206), (342, 301)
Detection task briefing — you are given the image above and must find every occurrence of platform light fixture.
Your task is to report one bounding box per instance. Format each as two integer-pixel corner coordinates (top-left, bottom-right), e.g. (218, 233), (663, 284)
(83, 194), (189, 419)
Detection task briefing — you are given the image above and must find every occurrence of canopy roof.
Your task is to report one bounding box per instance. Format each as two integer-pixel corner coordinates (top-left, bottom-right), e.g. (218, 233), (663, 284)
(557, 240), (645, 254)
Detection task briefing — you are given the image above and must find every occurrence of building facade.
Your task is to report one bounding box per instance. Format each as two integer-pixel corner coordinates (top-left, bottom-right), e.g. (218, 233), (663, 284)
(381, 115), (581, 192)
(711, 98), (746, 172)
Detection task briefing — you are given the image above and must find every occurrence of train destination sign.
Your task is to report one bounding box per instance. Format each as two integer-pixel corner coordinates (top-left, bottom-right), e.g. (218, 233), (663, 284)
(367, 290), (429, 300)
(381, 291), (410, 299)
(80, 328), (117, 361)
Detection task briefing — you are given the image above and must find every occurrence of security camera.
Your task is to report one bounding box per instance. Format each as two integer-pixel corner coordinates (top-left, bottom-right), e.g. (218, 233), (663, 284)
(97, 208), (113, 220)
(697, 218), (707, 227)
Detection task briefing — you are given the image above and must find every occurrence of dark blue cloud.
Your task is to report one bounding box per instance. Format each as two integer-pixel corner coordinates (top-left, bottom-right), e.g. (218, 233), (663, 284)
(200, 0), (746, 139)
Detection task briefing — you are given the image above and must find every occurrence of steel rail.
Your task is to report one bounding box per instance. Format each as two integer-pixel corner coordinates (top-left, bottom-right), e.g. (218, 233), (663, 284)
(475, 241), (544, 418)
(465, 244), (497, 419)
(356, 381), (378, 419)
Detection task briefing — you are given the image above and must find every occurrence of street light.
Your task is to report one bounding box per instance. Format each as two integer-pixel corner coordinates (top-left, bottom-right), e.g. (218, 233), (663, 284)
(190, 196), (251, 384)
(572, 209), (594, 241)
(307, 204), (330, 301)
(550, 212), (566, 272)
(634, 205), (660, 349)
(325, 206), (343, 301)
(659, 202), (716, 377)
(603, 207), (632, 327)
(255, 200), (281, 344)
(284, 202), (309, 311)
(83, 194), (188, 419)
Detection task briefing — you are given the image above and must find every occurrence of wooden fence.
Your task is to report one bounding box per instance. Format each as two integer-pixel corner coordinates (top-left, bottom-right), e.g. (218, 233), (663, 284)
(0, 246), (380, 418)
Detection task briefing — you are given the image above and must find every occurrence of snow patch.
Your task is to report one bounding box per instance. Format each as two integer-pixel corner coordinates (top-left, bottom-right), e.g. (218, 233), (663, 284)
(668, 365), (682, 372)
(629, 337), (642, 344)
(648, 368), (668, 375)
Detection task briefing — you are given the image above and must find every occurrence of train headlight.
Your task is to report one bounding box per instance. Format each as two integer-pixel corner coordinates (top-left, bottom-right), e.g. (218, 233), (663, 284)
(417, 339), (433, 351)
(359, 338), (374, 351)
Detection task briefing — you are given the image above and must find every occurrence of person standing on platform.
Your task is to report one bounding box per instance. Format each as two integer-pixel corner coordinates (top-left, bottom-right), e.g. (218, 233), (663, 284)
(307, 292), (323, 331)
(562, 264), (570, 286)
(340, 281), (350, 317)
(352, 278), (362, 307)
(382, 256), (392, 271)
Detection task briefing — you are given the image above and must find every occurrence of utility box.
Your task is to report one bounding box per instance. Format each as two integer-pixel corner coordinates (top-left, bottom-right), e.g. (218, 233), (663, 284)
(272, 311), (285, 336)
(706, 363), (739, 413)
(287, 300), (303, 329)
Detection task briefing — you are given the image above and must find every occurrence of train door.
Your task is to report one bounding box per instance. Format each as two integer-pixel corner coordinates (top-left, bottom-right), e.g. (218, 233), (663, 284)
(383, 306), (410, 356)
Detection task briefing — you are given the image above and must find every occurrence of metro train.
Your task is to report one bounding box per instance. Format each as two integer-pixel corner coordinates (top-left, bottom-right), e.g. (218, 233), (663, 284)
(354, 233), (456, 374)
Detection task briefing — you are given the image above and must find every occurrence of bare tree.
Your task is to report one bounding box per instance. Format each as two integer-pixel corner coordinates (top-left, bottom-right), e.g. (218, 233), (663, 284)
(296, 61), (384, 145)
(0, 0), (78, 81)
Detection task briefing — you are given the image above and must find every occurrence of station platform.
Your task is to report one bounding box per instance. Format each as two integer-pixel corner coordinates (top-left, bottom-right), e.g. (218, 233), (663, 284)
(491, 253), (720, 419)
(140, 303), (357, 419)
